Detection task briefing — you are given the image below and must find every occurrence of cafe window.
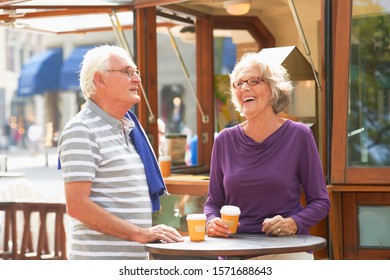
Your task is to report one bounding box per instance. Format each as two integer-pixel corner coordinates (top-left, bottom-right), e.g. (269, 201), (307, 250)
(213, 31), (253, 133)
(347, 1), (390, 167)
(156, 15), (197, 167)
(358, 205), (390, 248)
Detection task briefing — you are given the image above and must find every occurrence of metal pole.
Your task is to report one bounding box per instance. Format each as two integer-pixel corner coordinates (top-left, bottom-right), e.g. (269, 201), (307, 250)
(166, 27), (209, 123)
(288, 0), (322, 94)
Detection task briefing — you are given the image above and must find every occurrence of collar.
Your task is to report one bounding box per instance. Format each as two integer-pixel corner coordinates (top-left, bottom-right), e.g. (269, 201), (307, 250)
(84, 99), (122, 130)
(122, 116), (135, 135)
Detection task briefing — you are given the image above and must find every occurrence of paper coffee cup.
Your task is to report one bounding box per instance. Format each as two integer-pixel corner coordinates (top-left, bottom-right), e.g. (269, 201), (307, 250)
(220, 205), (241, 234)
(159, 155), (171, 178)
(186, 213), (206, 241)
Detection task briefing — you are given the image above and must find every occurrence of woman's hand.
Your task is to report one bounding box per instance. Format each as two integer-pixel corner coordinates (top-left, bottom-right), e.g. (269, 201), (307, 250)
(206, 217), (231, 237)
(261, 215), (297, 236)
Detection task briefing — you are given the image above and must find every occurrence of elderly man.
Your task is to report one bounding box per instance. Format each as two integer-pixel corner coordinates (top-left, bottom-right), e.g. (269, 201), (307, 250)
(58, 45), (183, 260)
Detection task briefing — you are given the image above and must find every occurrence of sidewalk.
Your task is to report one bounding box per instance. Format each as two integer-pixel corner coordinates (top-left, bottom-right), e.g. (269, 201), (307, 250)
(1, 146), (64, 202)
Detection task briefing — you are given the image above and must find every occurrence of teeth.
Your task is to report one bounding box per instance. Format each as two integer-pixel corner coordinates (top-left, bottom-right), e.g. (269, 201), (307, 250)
(243, 97), (256, 102)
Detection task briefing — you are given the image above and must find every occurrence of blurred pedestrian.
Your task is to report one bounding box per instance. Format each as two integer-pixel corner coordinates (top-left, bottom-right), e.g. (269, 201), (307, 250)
(27, 122), (43, 156)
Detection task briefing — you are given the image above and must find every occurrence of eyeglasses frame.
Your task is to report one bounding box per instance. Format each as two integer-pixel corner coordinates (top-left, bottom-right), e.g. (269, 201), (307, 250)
(232, 76), (262, 89)
(105, 67), (141, 79)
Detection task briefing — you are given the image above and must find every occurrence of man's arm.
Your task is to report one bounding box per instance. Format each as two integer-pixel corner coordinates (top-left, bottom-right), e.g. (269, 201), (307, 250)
(64, 181), (183, 244)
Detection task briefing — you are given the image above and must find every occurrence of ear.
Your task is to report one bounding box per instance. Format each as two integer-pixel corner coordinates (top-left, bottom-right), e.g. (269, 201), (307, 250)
(93, 71), (106, 86)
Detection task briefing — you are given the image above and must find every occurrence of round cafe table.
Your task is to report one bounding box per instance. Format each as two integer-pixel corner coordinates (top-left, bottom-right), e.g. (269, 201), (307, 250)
(145, 233), (327, 260)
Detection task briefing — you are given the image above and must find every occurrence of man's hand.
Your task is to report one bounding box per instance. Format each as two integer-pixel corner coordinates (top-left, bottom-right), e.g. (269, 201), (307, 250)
(140, 224), (184, 244)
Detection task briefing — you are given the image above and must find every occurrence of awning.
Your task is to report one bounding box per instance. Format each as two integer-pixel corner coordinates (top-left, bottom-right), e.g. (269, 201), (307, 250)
(17, 48), (63, 97)
(60, 45), (96, 91)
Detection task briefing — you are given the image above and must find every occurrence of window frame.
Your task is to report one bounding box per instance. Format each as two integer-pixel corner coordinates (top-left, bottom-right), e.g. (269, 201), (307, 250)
(331, 0), (390, 184)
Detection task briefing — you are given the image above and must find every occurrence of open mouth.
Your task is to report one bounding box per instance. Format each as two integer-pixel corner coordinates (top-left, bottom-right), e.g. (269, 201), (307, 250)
(243, 96), (256, 103)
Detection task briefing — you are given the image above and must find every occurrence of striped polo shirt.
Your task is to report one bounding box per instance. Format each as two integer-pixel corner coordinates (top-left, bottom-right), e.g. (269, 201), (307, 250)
(58, 99), (152, 260)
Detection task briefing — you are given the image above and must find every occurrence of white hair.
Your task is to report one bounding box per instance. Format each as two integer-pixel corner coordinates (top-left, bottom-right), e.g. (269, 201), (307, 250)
(229, 52), (293, 114)
(79, 45), (133, 99)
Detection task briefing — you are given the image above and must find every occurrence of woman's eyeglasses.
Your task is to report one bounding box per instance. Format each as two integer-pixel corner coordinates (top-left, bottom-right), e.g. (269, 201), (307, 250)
(106, 67), (141, 79)
(232, 77), (261, 89)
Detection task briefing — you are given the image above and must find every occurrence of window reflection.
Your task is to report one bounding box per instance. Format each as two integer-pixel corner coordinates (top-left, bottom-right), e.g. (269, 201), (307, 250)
(153, 195), (207, 232)
(348, 1), (390, 166)
(157, 25), (196, 166)
(213, 31), (255, 134)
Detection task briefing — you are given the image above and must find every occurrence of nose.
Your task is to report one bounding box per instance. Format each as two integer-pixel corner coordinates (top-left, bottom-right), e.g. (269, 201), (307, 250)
(241, 82), (250, 90)
(131, 72), (141, 83)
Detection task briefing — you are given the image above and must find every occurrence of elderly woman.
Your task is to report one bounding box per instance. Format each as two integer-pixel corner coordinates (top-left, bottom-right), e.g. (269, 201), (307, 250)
(204, 52), (330, 260)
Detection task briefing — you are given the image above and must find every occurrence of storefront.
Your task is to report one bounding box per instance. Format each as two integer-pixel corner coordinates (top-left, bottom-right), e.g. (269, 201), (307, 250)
(1, 0), (389, 259)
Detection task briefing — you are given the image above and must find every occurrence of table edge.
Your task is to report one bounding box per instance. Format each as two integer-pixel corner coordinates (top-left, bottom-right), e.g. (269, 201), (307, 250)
(145, 235), (327, 257)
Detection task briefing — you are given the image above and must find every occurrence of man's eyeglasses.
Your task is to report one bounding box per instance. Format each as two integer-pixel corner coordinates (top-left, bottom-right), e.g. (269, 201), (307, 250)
(232, 77), (262, 89)
(106, 67), (141, 79)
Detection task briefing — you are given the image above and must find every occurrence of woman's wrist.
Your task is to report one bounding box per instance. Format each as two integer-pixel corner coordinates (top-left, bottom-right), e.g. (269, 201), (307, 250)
(286, 217), (298, 235)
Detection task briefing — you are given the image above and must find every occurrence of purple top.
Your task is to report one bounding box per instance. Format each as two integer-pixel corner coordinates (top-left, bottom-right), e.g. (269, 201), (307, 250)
(204, 120), (330, 235)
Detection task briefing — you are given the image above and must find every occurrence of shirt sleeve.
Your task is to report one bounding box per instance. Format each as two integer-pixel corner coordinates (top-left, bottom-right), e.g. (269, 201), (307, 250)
(290, 129), (331, 234)
(204, 132), (227, 223)
(58, 122), (99, 183)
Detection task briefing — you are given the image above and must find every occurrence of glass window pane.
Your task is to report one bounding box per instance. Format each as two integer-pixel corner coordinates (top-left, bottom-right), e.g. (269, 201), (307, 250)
(157, 24), (197, 166)
(214, 35), (244, 133)
(358, 206), (390, 248)
(153, 194), (207, 232)
(347, 1), (390, 166)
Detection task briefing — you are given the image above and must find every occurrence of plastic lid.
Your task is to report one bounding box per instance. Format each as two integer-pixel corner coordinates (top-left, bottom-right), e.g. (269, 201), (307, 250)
(159, 155), (171, 161)
(186, 213), (206, 220)
(220, 205), (241, 215)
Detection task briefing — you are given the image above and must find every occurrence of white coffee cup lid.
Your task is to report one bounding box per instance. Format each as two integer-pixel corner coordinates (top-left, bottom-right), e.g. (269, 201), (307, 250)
(220, 205), (241, 215)
(159, 155), (171, 161)
(186, 213), (206, 220)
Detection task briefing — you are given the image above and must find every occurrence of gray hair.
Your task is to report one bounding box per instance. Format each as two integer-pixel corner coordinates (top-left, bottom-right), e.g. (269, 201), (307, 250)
(79, 45), (132, 99)
(229, 52), (293, 115)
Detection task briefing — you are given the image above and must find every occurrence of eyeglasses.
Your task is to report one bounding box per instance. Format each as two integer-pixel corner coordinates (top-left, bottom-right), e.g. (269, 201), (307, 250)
(232, 77), (262, 89)
(106, 67), (141, 79)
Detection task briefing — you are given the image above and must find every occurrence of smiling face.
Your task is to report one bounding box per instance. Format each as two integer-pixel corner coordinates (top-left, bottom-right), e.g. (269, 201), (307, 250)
(232, 66), (274, 120)
(229, 52), (293, 118)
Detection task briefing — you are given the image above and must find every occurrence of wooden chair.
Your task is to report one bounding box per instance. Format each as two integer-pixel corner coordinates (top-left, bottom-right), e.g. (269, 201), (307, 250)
(0, 202), (67, 260)
(20, 202), (67, 260)
(0, 202), (19, 259)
